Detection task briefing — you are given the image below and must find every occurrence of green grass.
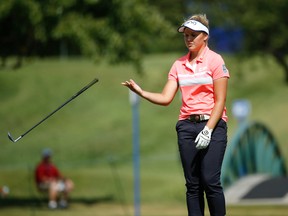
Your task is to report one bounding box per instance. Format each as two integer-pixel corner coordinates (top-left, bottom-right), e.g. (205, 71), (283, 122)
(0, 53), (288, 215)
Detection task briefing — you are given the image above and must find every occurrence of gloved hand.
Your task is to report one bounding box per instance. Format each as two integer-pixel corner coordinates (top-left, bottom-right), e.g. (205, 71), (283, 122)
(195, 126), (213, 149)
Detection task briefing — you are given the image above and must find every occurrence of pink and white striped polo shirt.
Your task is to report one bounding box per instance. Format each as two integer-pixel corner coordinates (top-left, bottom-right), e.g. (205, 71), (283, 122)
(168, 46), (230, 121)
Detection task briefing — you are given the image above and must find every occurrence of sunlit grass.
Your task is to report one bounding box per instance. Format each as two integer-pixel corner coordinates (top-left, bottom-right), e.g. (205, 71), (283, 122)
(0, 53), (288, 215)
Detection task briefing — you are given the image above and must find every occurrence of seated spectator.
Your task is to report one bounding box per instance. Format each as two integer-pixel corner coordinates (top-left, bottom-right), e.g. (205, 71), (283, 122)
(35, 148), (74, 209)
(0, 185), (9, 198)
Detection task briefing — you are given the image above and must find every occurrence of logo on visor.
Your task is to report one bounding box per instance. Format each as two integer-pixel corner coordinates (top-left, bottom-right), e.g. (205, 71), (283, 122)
(186, 20), (197, 25)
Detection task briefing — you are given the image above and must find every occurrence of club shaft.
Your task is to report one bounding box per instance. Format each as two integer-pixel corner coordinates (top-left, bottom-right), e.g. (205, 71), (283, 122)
(17, 78), (98, 140)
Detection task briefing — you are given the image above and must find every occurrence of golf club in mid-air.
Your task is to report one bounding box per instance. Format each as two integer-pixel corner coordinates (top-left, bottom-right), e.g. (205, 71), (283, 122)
(8, 78), (99, 143)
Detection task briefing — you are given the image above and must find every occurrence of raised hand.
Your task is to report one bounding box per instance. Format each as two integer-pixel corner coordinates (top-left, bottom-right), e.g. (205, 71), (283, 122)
(121, 79), (143, 95)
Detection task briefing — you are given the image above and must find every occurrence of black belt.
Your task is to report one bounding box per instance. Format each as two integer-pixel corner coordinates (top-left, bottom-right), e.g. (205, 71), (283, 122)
(188, 114), (210, 123)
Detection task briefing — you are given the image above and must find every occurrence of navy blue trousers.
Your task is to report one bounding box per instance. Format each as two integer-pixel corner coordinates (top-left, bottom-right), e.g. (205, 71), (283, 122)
(176, 119), (227, 216)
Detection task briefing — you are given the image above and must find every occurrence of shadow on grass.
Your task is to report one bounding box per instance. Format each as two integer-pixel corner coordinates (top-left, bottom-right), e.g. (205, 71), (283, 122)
(0, 195), (114, 208)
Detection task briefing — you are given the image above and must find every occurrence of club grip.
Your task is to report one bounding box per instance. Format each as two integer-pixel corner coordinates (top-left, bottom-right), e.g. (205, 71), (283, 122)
(74, 78), (99, 97)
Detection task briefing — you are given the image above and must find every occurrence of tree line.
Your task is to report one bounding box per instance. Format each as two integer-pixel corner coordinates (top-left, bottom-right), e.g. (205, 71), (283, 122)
(1, 0), (288, 83)
(0, 0), (184, 72)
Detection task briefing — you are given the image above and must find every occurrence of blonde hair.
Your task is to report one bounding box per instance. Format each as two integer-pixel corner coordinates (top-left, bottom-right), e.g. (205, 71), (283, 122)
(187, 14), (209, 30)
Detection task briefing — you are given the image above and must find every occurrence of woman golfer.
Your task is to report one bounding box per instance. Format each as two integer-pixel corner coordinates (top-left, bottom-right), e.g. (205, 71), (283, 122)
(122, 14), (229, 216)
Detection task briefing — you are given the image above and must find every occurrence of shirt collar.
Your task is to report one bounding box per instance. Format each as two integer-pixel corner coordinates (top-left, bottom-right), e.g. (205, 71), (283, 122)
(183, 46), (209, 65)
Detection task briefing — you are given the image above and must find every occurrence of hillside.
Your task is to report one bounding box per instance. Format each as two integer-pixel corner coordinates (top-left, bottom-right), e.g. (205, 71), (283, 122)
(0, 53), (287, 203)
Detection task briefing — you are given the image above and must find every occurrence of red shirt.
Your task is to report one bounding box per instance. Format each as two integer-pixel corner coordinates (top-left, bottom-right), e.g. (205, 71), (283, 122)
(35, 160), (61, 184)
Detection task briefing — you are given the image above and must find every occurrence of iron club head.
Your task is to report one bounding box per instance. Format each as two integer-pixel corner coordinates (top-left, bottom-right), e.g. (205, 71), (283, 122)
(8, 132), (15, 143)
(8, 132), (21, 143)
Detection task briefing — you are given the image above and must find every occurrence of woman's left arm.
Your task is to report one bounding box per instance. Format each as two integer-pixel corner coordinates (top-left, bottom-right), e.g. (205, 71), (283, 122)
(206, 77), (229, 130)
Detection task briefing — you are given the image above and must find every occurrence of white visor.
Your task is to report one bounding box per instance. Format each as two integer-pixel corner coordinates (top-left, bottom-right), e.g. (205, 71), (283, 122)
(178, 20), (209, 35)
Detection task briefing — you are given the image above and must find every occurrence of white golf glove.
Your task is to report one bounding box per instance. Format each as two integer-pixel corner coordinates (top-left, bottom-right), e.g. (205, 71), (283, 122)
(195, 126), (213, 149)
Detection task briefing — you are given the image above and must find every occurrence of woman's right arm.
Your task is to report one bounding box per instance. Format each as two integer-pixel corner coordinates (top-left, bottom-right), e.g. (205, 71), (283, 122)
(122, 79), (178, 106)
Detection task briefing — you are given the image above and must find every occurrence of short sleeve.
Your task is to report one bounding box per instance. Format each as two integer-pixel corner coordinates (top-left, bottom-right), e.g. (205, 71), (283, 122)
(210, 54), (230, 80)
(168, 61), (179, 82)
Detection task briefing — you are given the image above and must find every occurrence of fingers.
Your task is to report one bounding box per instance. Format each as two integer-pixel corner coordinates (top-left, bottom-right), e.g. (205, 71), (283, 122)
(121, 79), (143, 96)
(121, 79), (138, 89)
(121, 81), (130, 86)
(121, 79), (134, 86)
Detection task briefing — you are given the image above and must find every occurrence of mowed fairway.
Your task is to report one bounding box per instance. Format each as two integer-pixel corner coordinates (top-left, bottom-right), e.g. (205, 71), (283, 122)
(1, 53), (288, 215)
(1, 203), (288, 216)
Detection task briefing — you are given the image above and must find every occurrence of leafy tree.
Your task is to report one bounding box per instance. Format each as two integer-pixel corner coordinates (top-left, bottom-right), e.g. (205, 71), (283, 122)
(146, 0), (186, 52)
(0, 0), (45, 68)
(0, 0), (175, 72)
(53, 0), (175, 72)
(189, 0), (288, 84)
